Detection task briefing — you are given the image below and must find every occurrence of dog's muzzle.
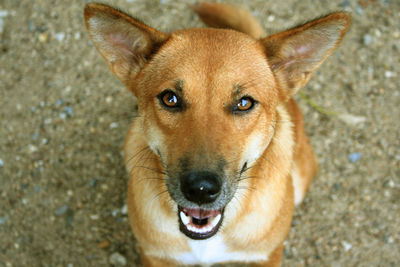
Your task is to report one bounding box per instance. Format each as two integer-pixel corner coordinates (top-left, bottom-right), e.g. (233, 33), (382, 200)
(178, 171), (224, 239)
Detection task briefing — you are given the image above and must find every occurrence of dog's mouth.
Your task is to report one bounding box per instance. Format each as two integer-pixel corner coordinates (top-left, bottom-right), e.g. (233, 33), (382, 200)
(178, 206), (224, 240)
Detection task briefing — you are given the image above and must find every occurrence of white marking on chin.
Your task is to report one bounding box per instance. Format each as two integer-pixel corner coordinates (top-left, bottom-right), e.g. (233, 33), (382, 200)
(174, 235), (268, 265)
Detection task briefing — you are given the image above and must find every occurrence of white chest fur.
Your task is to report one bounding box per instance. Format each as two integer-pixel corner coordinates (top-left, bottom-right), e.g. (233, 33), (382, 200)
(174, 235), (269, 265)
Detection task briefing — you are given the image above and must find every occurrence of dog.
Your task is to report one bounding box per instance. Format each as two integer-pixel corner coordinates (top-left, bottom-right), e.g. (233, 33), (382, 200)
(84, 2), (350, 266)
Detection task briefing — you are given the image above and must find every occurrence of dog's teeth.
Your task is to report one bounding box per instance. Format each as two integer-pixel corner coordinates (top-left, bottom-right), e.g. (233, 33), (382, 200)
(202, 225), (212, 233)
(180, 211), (190, 225)
(210, 214), (221, 227)
(187, 224), (198, 233)
(181, 211), (222, 235)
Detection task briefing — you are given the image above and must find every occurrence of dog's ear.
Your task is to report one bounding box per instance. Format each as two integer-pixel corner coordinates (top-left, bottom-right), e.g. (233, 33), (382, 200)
(261, 13), (350, 100)
(84, 4), (169, 85)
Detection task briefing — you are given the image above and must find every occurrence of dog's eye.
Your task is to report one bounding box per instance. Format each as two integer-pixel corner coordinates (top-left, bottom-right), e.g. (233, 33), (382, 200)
(158, 90), (182, 109)
(235, 97), (255, 112)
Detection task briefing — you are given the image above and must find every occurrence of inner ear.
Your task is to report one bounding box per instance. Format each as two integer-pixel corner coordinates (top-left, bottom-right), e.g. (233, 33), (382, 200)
(84, 4), (169, 86)
(261, 13), (350, 99)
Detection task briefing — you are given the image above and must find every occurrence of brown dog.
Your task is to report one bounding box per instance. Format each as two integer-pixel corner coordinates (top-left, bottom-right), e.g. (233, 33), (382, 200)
(84, 2), (350, 266)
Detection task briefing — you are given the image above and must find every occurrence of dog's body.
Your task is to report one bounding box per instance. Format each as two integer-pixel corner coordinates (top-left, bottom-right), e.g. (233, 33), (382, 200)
(84, 3), (349, 266)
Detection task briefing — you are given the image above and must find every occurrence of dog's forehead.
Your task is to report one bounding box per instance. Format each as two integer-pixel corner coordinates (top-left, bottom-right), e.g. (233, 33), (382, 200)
(157, 29), (270, 76)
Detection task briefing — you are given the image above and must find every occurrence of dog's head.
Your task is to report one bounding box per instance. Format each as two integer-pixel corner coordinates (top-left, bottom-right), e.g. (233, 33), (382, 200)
(85, 4), (349, 240)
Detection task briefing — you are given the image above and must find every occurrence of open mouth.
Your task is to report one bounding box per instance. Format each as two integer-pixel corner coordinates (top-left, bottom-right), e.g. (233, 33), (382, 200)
(178, 206), (224, 240)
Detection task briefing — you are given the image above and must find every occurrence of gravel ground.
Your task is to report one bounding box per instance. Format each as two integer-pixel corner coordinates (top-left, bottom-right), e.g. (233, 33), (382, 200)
(0, 0), (399, 266)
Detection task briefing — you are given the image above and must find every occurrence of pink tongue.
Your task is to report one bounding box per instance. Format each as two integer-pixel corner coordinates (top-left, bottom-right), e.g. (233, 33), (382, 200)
(182, 208), (220, 219)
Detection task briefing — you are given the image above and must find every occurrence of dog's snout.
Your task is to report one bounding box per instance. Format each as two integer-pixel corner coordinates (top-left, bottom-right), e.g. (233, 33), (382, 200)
(180, 171), (221, 205)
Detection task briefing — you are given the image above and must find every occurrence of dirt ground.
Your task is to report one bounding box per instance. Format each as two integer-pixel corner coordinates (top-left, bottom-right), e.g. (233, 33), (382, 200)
(0, 0), (399, 266)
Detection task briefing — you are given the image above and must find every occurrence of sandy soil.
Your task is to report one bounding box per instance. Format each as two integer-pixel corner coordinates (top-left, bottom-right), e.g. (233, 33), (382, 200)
(0, 0), (399, 266)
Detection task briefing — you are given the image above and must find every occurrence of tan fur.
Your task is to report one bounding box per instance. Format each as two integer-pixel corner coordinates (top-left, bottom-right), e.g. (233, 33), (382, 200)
(84, 2), (350, 266)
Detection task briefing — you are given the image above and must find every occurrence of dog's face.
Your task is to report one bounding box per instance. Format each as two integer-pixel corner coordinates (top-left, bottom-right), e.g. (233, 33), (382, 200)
(133, 29), (280, 239)
(85, 4), (349, 240)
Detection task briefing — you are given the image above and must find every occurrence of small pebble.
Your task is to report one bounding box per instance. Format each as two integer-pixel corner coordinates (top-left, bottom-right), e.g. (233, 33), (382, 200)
(55, 205), (68, 216)
(0, 215), (9, 225)
(106, 96), (113, 103)
(98, 240), (110, 249)
(55, 99), (64, 106)
(339, 0), (350, 7)
(63, 106), (73, 116)
(29, 20), (34, 32)
(0, 10), (9, 17)
(112, 209), (120, 217)
(28, 144), (38, 153)
(89, 179), (97, 187)
(0, 10), (7, 34)
(348, 152), (362, 163)
(110, 122), (118, 129)
(55, 32), (65, 42)
(121, 204), (128, 215)
(39, 33), (49, 43)
(342, 241), (352, 251)
(66, 209), (74, 227)
(0, 158), (4, 167)
(385, 71), (395, 78)
(90, 214), (100, 220)
(101, 184), (109, 191)
(338, 113), (366, 125)
(109, 252), (127, 266)
(363, 34), (372, 45)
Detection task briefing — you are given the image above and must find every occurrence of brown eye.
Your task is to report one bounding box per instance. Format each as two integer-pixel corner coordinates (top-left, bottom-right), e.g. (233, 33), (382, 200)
(162, 92), (178, 107)
(236, 97), (254, 111)
(158, 90), (183, 110)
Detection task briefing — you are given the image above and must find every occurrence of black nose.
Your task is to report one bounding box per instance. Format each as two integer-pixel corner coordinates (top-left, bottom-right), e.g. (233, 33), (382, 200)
(180, 171), (222, 205)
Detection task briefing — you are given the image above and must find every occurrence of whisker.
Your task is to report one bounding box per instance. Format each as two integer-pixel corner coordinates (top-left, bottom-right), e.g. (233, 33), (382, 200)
(130, 165), (166, 175)
(237, 185), (257, 192)
(151, 189), (169, 203)
(238, 175), (261, 182)
(126, 145), (152, 165)
(136, 147), (154, 166)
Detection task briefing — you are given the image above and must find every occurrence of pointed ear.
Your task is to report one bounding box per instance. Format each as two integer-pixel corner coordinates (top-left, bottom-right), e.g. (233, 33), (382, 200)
(84, 4), (169, 85)
(261, 13), (350, 99)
